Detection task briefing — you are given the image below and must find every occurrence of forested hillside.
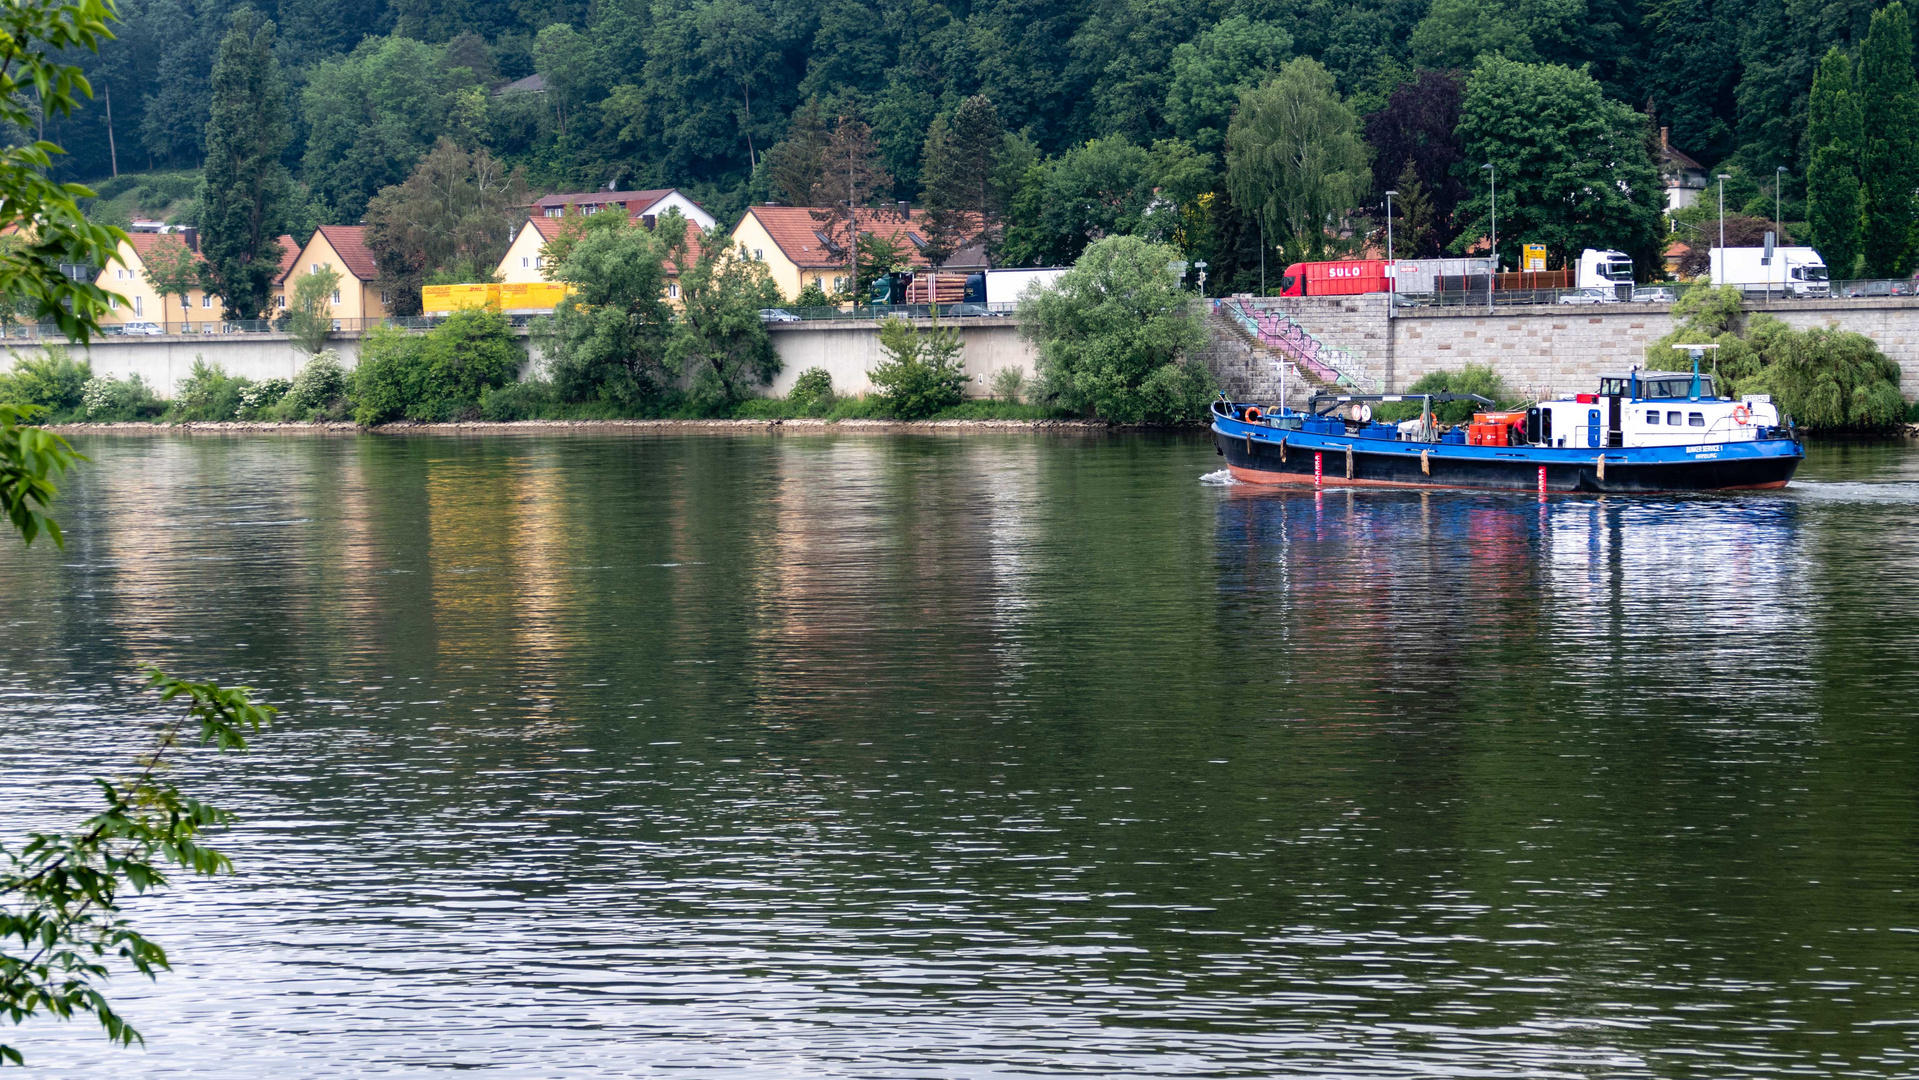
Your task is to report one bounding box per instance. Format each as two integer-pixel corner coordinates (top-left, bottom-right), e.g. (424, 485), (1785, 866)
(39, 0), (1919, 292)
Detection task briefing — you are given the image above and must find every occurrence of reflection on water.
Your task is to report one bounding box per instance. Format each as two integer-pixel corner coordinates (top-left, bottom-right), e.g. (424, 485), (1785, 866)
(2, 433), (1918, 1077)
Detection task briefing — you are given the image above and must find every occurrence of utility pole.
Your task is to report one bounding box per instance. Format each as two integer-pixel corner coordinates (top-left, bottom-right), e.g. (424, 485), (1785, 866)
(1481, 164), (1496, 313)
(1775, 166), (1787, 239)
(104, 84), (118, 178)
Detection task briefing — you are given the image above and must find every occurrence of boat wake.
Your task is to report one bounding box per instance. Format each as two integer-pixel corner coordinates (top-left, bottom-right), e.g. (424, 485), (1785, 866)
(1788, 479), (1919, 504)
(1200, 469), (1238, 486)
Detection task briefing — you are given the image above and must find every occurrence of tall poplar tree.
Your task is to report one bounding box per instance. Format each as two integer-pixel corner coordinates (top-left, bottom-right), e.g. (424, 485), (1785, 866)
(1805, 47), (1863, 279)
(1856, 2), (1919, 278)
(1225, 58), (1370, 263)
(199, 8), (290, 321)
(919, 96), (1004, 265)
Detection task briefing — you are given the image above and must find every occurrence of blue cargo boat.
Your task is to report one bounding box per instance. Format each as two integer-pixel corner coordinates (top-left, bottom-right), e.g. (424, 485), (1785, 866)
(1211, 361), (1804, 494)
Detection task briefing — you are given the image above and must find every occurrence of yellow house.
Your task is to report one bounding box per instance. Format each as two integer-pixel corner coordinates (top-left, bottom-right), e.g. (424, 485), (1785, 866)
(97, 231), (299, 331)
(498, 218), (568, 284)
(282, 225), (392, 326)
(495, 216), (706, 307)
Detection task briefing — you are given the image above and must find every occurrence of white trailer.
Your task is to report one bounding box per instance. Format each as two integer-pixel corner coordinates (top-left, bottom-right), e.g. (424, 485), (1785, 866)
(985, 267), (1069, 307)
(1709, 246), (1830, 297)
(1577, 249), (1635, 296)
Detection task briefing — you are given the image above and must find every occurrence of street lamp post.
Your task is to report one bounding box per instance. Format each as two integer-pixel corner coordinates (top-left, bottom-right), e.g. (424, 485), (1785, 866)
(1481, 164), (1496, 313)
(1384, 189), (1397, 314)
(1195, 259), (1208, 297)
(1716, 173), (1731, 285)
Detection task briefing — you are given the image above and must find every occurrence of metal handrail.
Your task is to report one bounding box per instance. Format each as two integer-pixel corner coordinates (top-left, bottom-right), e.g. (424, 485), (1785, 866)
(1219, 298), (1377, 392)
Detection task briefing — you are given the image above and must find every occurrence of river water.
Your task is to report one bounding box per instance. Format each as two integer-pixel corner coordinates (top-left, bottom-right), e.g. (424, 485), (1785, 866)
(2, 432), (1918, 1077)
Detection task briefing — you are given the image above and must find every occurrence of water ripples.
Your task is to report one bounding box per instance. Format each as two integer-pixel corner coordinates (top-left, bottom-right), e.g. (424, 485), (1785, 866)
(1, 433), (1916, 1077)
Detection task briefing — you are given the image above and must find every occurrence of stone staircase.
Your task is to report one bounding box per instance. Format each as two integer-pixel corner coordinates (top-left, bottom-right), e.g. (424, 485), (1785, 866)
(1213, 298), (1378, 393)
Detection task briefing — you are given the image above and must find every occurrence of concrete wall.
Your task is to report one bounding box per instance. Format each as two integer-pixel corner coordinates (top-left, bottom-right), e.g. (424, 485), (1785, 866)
(7, 334), (367, 394)
(766, 318), (1035, 398)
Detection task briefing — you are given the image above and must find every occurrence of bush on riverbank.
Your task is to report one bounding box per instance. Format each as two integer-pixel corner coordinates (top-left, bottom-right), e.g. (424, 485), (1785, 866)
(1020, 235), (1215, 423)
(0, 348), (89, 418)
(1650, 287), (1908, 430)
(352, 310), (525, 424)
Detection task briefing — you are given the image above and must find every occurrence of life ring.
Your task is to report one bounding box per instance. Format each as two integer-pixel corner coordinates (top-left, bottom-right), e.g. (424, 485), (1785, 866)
(1243, 406), (1263, 423)
(1732, 404), (1752, 425)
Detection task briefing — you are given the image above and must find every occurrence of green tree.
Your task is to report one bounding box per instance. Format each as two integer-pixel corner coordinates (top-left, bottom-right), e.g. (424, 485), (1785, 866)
(287, 266), (342, 356)
(139, 235), (200, 334)
(0, 0), (123, 340)
(300, 37), (481, 221)
(199, 8), (290, 322)
(669, 241), (783, 412)
(1225, 58), (1371, 263)
(545, 215), (674, 407)
(1856, 3), (1919, 277)
(350, 310), (524, 423)
(1020, 234), (1213, 423)
(532, 23), (592, 140)
(763, 97), (830, 206)
(919, 96), (1003, 265)
(364, 139), (530, 317)
(1164, 17), (1292, 155)
(1388, 161), (1437, 258)
(871, 317), (969, 418)
(1806, 47), (1864, 279)
(811, 112), (892, 300)
(1452, 56), (1665, 273)
(1000, 137), (1209, 268)
(1407, 0), (1533, 70)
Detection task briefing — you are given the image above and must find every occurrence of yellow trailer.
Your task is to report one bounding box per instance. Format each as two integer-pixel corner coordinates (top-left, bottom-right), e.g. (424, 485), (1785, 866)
(421, 283), (501, 314)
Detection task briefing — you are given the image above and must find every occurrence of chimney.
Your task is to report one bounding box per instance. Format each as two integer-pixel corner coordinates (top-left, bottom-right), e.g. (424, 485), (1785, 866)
(182, 226), (199, 252)
(1661, 126), (1669, 151)
(898, 200), (910, 218)
(642, 214), (657, 230)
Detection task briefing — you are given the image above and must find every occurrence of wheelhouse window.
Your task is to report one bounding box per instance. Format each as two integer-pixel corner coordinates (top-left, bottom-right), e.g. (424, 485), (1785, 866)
(1688, 412), (1706, 427)
(1599, 378), (1629, 396)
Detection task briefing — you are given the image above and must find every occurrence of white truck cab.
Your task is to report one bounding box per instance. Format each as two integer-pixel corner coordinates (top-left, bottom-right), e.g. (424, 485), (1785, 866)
(1577, 249), (1635, 299)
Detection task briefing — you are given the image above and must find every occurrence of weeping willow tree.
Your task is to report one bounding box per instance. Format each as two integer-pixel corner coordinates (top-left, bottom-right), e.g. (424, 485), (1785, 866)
(1648, 287), (1909, 430)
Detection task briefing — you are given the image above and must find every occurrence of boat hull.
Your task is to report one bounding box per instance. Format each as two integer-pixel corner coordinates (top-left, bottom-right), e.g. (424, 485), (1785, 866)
(1212, 421), (1803, 494)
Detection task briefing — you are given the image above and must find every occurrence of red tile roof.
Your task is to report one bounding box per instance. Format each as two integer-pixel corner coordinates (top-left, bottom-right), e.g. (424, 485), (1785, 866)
(124, 231), (201, 264)
(315, 225), (378, 281)
(273, 234), (299, 283)
(740, 206), (976, 270)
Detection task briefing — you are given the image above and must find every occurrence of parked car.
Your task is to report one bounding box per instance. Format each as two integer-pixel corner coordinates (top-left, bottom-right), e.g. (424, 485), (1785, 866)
(121, 320), (166, 336)
(1557, 287), (1619, 305)
(1842, 280), (1910, 298)
(758, 308), (802, 323)
(1630, 287), (1676, 303)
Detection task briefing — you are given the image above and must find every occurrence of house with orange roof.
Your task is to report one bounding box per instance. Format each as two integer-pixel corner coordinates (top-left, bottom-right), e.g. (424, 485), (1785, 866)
(94, 230), (276, 332)
(728, 205), (985, 302)
(283, 225), (392, 325)
(496, 215), (706, 306)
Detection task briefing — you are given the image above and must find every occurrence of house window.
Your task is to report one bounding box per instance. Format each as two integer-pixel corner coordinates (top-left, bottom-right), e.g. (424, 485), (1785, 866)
(108, 295), (117, 309)
(202, 295), (212, 308)
(1688, 412), (1706, 427)
(753, 248), (764, 261)
(534, 257), (543, 269)
(380, 291), (390, 305)
(330, 290), (341, 305)
(545, 208), (561, 217)
(522, 256), (531, 267)
(833, 276), (845, 292)
(276, 295), (286, 308)
(668, 283), (679, 299)
(180, 294), (191, 310)
(133, 296), (143, 316)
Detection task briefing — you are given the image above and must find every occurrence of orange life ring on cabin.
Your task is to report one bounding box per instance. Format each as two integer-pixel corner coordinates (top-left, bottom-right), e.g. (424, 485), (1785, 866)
(1243, 406), (1263, 423)
(1731, 404), (1752, 425)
